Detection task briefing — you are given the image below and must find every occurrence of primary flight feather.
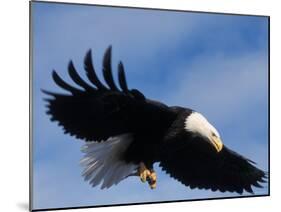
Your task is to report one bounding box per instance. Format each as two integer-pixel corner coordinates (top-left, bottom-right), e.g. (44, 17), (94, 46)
(43, 46), (267, 193)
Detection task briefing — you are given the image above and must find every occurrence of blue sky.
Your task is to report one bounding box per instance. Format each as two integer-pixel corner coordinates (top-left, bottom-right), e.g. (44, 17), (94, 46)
(31, 2), (269, 210)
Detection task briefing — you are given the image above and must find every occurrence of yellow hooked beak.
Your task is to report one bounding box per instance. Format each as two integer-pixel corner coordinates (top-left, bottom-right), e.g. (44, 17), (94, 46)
(211, 135), (223, 152)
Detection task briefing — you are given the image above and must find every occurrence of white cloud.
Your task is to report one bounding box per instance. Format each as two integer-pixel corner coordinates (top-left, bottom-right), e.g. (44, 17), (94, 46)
(33, 4), (202, 76)
(166, 50), (268, 125)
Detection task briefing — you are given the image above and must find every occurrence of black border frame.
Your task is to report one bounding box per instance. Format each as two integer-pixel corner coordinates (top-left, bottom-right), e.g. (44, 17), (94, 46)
(29, 1), (270, 211)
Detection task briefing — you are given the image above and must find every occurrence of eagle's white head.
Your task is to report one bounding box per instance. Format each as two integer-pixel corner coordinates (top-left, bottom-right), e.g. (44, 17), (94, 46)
(184, 112), (223, 152)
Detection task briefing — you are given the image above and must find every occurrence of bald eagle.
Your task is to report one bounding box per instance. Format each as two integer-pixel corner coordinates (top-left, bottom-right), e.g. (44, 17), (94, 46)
(43, 46), (267, 194)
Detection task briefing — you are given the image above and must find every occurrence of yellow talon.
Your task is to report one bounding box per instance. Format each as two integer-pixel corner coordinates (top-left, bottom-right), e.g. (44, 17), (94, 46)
(148, 171), (157, 189)
(138, 162), (157, 189)
(150, 182), (156, 189)
(139, 162), (151, 183)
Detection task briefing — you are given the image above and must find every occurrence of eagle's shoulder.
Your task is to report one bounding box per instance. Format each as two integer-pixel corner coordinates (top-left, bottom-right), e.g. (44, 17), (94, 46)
(163, 106), (193, 141)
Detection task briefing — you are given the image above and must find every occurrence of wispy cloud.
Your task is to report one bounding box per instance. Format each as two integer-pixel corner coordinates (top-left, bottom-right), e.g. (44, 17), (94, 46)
(167, 51), (268, 123)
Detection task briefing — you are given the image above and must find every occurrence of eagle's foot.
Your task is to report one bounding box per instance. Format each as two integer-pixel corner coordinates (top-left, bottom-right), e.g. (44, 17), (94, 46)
(147, 170), (157, 189)
(139, 162), (151, 183)
(138, 162), (157, 189)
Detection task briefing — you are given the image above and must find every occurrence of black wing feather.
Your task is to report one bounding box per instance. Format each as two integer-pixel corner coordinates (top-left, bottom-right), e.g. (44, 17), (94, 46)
(44, 92), (133, 141)
(84, 49), (107, 90)
(68, 61), (95, 91)
(52, 70), (82, 94)
(43, 46), (173, 142)
(159, 139), (267, 194)
(102, 46), (119, 91)
(118, 62), (129, 92)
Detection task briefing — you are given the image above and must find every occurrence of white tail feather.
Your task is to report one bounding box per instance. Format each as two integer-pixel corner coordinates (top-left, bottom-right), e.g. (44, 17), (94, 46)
(80, 133), (138, 189)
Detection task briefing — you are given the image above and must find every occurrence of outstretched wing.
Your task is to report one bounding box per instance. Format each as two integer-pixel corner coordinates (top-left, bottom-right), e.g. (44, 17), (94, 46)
(159, 137), (267, 194)
(43, 46), (172, 142)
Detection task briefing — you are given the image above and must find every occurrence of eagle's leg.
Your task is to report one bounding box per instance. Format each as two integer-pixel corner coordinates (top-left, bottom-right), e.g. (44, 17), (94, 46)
(147, 169), (157, 189)
(138, 162), (151, 183)
(138, 162), (157, 189)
